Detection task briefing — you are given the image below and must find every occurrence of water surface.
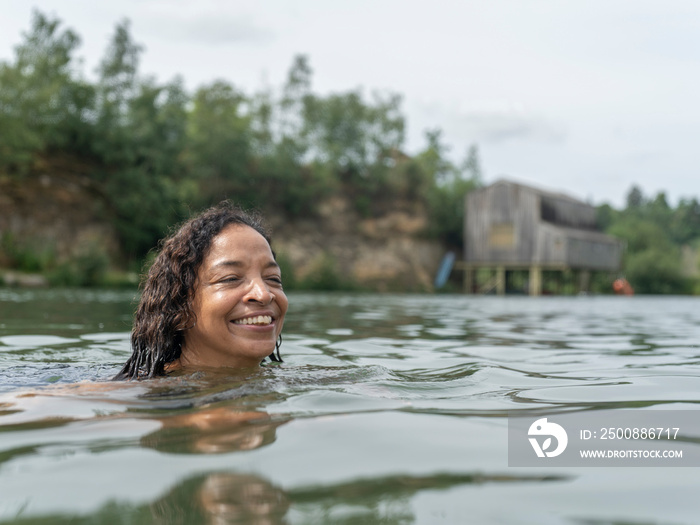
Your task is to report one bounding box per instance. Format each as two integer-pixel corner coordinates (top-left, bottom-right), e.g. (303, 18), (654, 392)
(1, 289), (699, 524)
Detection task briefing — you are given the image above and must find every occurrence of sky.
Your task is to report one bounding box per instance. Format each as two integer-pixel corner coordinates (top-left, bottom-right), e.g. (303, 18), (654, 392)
(1, 0), (699, 208)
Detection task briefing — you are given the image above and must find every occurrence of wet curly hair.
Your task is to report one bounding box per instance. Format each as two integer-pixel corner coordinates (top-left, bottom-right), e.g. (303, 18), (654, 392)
(114, 202), (282, 380)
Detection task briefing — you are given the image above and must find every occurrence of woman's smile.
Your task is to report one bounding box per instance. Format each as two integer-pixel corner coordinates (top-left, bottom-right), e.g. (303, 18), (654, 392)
(232, 315), (274, 326)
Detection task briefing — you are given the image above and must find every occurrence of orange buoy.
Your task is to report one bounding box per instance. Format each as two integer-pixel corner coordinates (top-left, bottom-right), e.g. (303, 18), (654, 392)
(613, 278), (634, 296)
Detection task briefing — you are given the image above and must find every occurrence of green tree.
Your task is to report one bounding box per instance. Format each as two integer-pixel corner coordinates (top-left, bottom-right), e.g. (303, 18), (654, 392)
(608, 217), (687, 294)
(94, 19), (142, 164)
(596, 203), (617, 231)
(0, 10), (90, 172)
(185, 80), (254, 207)
(279, 54), (313, 148)
(419, 132), (481, 248)
(260, 55), (407, 215)
(670, 198), (700, 245)
(461, 143), (482, 183)
(107, 78), (189, 260)
(89, 21), (190, 260)
(626, 185), (645, 208)
(0, 61), (43, 172)
(302, 86), (405, 212)
(625, 247), (687, 294)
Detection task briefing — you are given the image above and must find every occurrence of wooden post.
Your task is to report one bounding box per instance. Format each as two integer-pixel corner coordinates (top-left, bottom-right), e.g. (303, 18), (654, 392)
(496, 266), (506, 296)
(464, 266), (474, 294)
(579, 269), (591, 294)
(530, 265), (542, 296)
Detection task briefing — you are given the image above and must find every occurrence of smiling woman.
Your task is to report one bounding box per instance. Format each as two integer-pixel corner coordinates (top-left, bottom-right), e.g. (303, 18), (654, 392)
(114, 202), (287, 380)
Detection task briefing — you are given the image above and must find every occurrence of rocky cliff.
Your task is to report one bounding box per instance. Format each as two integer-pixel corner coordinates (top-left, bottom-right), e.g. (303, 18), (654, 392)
(0, 169), (120, 271)
(270, 196), (443, 292)
(1, 170), (444, 291)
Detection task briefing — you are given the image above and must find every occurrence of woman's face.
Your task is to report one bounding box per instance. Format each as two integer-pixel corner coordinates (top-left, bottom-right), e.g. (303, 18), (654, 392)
(181, 224), (288, 369)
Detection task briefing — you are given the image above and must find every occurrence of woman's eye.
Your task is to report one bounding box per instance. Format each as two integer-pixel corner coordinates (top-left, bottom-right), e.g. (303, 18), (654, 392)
(220, 276), (241, 283)
(266, 276), (283, 285)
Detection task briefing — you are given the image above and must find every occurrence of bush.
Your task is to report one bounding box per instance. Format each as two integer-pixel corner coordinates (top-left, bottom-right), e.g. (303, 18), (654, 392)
(625, 248), (689, 294)
(1, 233), (56, 272)
(47, 246), (109, 287)
(274, 252), (297, 290)
(297, 252), (357, 291)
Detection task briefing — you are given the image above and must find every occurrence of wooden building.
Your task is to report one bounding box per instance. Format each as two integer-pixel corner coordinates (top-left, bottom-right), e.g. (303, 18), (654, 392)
(463, 179), (623, 295)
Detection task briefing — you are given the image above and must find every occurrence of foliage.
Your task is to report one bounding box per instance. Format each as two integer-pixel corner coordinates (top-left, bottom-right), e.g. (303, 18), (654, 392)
(1, 232), (56, 273)
(0, 10), (88, 173)
(624, 248), (690, 295)
(0, 232), (109, 286)
(47, 247), (109, 287)
(598, 186), (700, 294)
(274, 252), (298, 290)
(6, 10), (700, 295)
(296, 252), (358, 291)
(419, 132), (482, 248)
(185, 81), (253, 206)
(1, 12), (482, 265)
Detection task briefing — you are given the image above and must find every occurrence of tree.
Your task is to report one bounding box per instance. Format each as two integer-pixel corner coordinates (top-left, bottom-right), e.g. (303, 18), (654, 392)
(0, 10), (88, 171)
(97, 20), (140, 101)
(626, 185), (645, 208)
(185, 80), (254, 207)
(93, 19), (143, 164)
(301, 80), (405, 178)
(608, 217), (687, 293)
(596, 203), (617, 231)
(416, 129), (457, 186)
(106, 77), (190, 260)
(419, 133), (481, 247)
(625, 248), (687, 294)
(670, 198), (700, 245)
(461, 143), (482, 183)
(279, 54), (312, 148)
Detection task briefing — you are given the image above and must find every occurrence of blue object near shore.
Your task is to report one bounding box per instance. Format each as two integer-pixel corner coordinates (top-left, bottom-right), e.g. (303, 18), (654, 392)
(434, 251), (456, 289)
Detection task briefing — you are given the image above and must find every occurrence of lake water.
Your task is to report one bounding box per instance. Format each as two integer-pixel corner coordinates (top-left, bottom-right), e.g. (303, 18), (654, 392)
(1, 289), (699, 524)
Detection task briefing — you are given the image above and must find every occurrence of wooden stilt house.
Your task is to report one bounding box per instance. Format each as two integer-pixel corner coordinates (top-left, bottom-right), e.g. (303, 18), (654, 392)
(463, 179), (623, 295)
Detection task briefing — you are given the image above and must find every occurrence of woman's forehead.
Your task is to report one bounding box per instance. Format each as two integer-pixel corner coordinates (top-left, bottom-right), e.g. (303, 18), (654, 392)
(204, 224), (274, 264)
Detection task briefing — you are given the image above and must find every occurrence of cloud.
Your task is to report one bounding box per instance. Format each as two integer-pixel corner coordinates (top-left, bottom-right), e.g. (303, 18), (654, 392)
(144, 11), (273, 45)
(461, 111), (566, 144)
(411, 99), (567, 146)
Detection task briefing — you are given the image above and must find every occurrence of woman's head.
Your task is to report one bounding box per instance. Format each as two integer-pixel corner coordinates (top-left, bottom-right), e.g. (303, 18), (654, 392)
(115, 202), (287, 380)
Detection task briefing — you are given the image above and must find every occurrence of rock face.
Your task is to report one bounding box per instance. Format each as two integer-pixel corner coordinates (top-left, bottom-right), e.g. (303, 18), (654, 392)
(0, 172), (120, 268)
(1, 171), (445, 291)
(269, 196), (444, 292)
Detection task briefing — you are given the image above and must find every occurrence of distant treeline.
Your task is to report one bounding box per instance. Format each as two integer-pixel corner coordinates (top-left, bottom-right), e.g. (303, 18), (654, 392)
(0, 11), (480, 266)
(2, 11), (699, 294)
(597, 187), (700, 294)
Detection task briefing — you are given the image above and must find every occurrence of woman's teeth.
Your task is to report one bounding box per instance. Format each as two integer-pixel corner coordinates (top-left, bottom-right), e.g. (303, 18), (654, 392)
(234, 315), (272, 325)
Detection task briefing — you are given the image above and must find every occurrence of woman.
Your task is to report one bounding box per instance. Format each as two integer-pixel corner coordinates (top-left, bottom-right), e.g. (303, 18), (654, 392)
(115, 202), (288, 380)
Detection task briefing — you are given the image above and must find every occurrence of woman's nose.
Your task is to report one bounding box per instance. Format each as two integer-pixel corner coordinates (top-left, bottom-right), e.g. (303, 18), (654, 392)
(244, 277), (273, 304)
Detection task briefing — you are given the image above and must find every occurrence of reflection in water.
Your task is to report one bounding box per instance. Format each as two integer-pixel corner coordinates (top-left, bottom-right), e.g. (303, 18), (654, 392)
(2, 292), (700, 524)
(151, 473), (289, 525)
(2, 470), (568, 525)
(143, 407), (285, 454)
(198, 473), (289, 525)
(284, 472), (568, 525)
(0, 377), (290, 524)
(152, 470), (569, 525)
(141, 397), (291, 523)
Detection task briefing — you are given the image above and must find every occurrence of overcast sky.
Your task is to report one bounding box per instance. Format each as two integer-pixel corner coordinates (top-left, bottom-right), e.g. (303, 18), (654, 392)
(2, 0), (699, 207)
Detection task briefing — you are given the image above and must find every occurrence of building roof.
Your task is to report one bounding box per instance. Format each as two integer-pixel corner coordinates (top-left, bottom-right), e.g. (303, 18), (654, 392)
(484, 178), (591, 206)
